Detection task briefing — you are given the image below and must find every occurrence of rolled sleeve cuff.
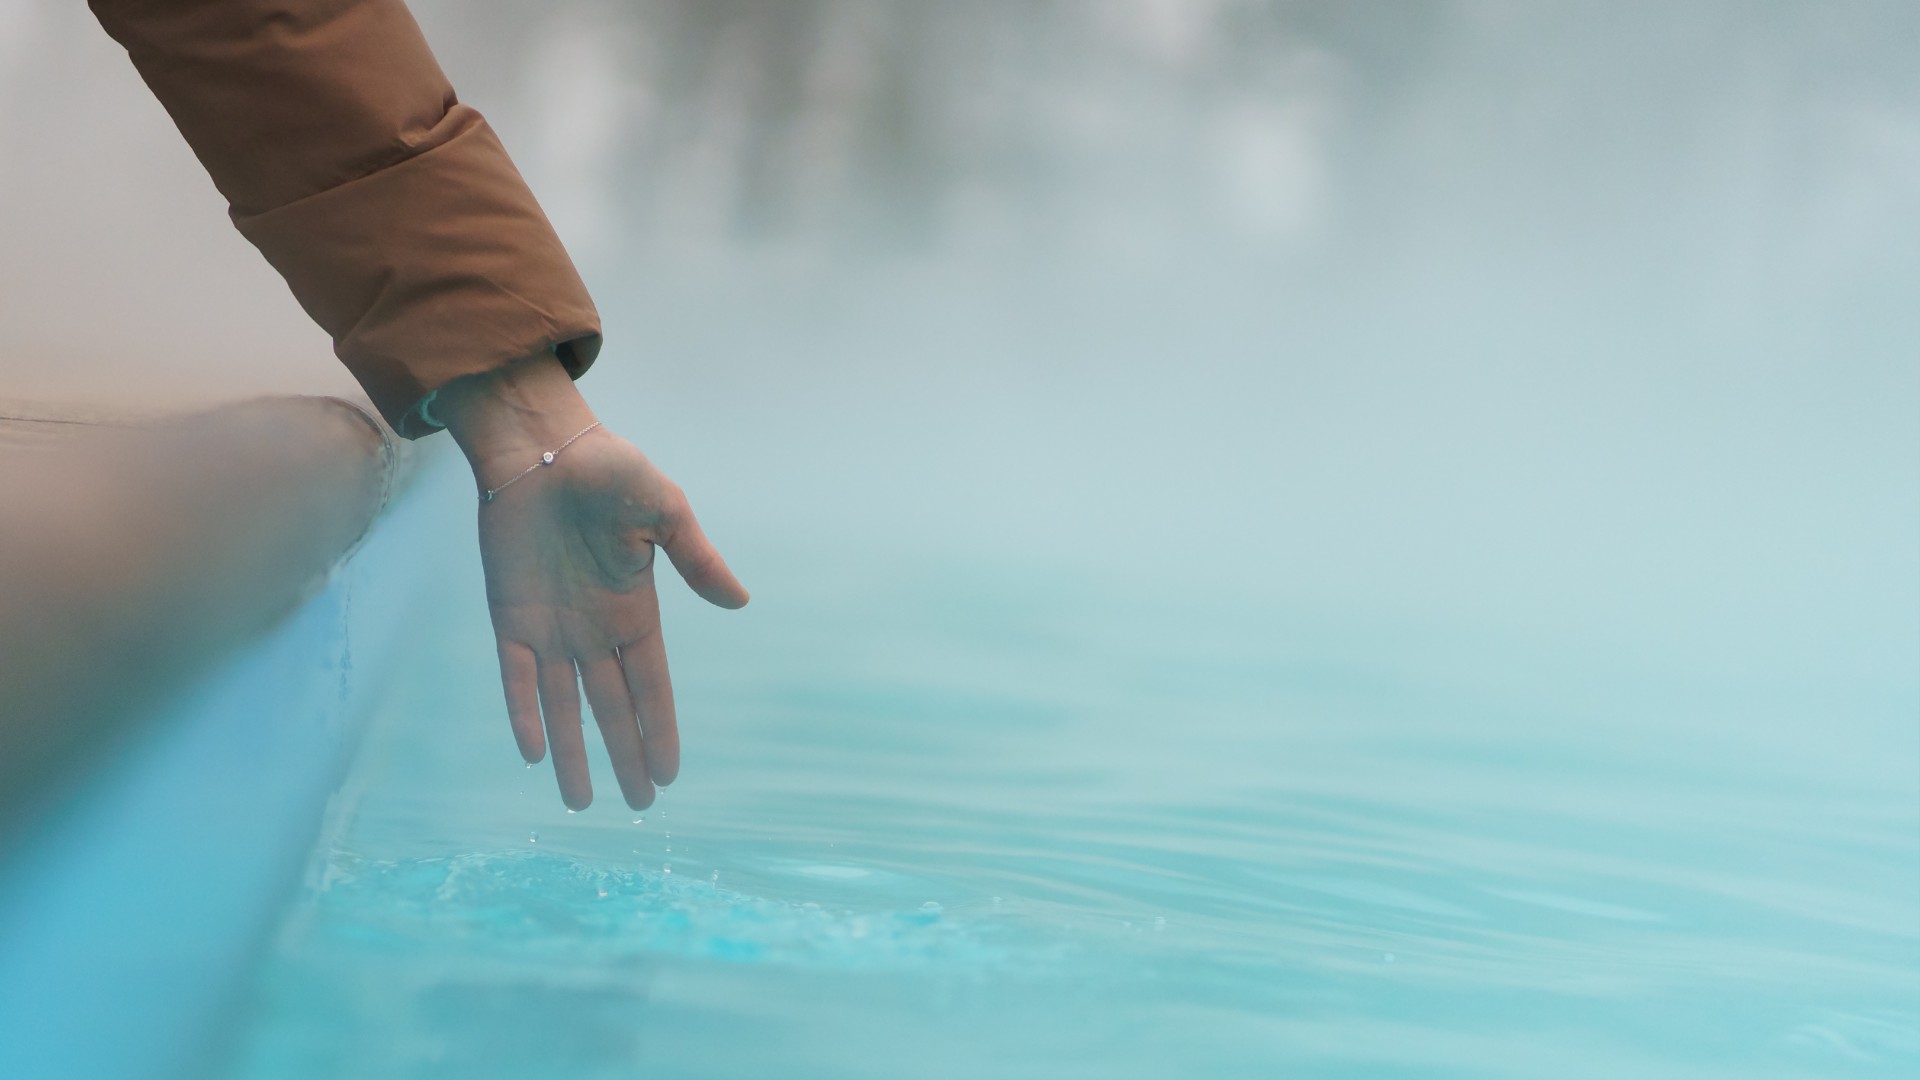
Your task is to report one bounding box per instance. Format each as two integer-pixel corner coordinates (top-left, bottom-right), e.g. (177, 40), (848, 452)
(233, 105), (601, 438)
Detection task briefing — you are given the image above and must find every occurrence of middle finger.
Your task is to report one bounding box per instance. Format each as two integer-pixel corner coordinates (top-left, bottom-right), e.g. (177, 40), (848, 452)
(581, 652), (654, 810)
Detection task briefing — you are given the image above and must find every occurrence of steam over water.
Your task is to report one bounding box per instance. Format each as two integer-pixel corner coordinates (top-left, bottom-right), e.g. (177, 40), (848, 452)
(3, 2), (1913, 1077)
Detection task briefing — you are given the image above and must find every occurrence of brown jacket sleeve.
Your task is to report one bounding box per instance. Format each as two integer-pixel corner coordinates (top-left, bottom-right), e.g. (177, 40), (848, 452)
(89, 0), (602, 437)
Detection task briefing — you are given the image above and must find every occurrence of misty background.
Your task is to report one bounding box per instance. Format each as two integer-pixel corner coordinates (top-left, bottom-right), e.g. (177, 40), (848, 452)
(1, 0), (1914, 777)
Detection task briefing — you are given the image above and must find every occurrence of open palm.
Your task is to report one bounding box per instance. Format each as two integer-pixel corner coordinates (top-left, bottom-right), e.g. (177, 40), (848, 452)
(477, 431), (747, 810)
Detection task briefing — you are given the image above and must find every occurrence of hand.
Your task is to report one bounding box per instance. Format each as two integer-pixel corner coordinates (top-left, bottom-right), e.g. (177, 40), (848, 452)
(436, 355), (748, 810)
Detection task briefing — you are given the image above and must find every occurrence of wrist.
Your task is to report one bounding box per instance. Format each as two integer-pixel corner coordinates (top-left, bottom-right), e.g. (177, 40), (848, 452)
(436, 353), (599, 477)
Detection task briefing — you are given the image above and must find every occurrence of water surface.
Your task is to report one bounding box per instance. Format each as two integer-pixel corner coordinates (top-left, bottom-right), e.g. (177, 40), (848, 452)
(223, 2), (1916, 1075)
(223, 458), (1918, 1080)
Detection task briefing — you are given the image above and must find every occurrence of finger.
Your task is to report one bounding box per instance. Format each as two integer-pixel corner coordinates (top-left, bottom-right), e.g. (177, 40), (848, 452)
(538, 657), (592, 810)
(581, 653), (655, 810)
(497, 639), (545, 763)
(662, 502), (750, 609)
(619, 620), (679, 787)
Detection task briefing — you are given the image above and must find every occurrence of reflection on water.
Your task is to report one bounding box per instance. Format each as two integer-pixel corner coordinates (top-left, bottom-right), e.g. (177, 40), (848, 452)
(81, 0), (1904, 1075)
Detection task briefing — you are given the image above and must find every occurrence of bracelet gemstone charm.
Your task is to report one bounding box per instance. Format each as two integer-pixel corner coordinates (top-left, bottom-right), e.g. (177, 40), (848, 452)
(480, 421), (602, 503)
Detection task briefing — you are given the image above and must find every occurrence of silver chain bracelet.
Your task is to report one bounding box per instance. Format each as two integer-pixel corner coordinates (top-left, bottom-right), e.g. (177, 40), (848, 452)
(479, 421), (602, 503)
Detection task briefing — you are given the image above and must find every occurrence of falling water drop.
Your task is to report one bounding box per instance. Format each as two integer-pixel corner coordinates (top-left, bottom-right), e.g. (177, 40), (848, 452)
(662, 864), (672, 875)
(528, 832), (538, 844)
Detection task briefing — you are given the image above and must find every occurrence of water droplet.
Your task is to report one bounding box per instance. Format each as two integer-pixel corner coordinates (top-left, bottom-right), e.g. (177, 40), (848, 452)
(525, 763), (532, 769)
(920, 901), (942, 914)
(528, 832), (539, 844)
(566, 808), (577, 814)
(665, 847), (672, 853)
(632, 817), (645, 825)
(662, 864), (672, 875)
(710, 871), (719, 885)
(596, 888), (608, 899)
(991, 896), (1003, 906)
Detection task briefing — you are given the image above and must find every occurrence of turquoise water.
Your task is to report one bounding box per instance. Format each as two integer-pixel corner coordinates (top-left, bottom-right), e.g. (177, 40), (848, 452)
(220, 459), (1919, 1079)
(0, 3), (1912, 1075)
(220, 3), (1915, 1074)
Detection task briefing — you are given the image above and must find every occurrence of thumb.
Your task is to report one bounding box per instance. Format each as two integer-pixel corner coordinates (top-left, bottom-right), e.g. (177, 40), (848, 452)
(661, 506), (749, 609)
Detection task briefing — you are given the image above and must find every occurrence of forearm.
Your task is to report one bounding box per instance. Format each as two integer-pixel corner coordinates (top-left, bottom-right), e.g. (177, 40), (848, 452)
(89, 0), (602, 436)
(434, 354), (601, 482)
